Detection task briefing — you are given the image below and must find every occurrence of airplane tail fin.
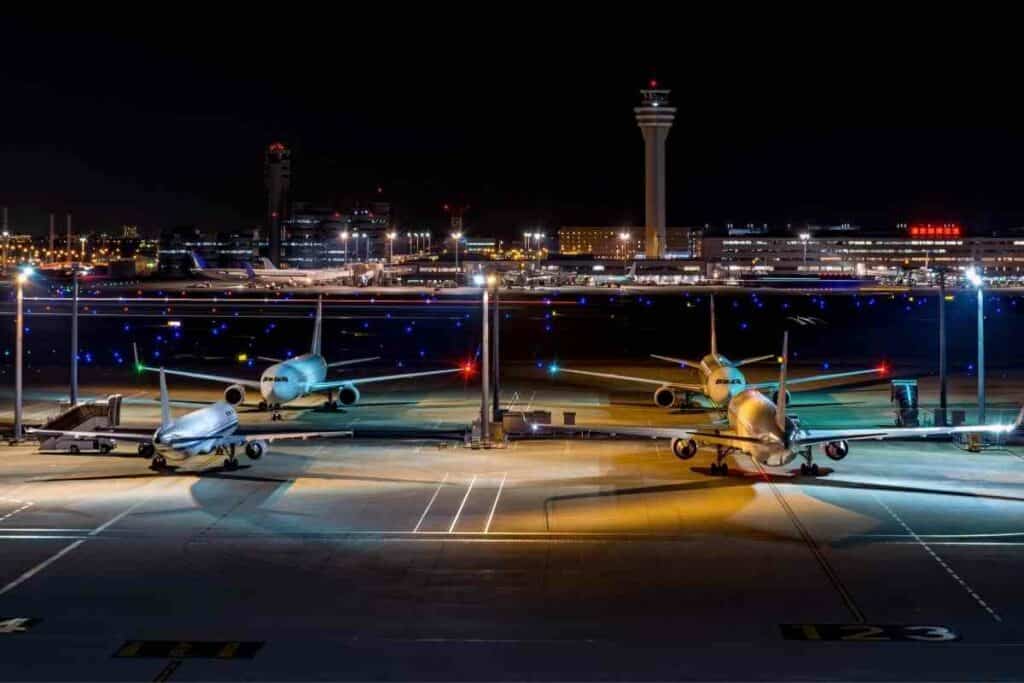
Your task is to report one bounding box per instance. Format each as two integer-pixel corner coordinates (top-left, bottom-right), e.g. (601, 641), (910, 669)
(159, 368), (172, 429)
(1013, 404), (1024, 431)
(775, 332), (789, 433)
(260, 257), (277, 270)
(311, 297), (323, 356)
(190, 251), (208, 270)
(626, 262), (637, 279)
(241, 262), (257, 280)
(710, 294), (718, 357)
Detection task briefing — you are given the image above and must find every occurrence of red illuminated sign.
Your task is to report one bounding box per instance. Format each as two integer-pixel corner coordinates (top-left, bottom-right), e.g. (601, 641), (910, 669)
(909, 223), (961, 238)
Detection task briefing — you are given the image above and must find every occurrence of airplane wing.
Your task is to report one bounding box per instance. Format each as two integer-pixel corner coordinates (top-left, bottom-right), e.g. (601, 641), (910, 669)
(556, 367), (702, 393)
(310, 368), (461, 391)
(137, 365), (263, 389)
(226, 430), (353, 444)
(749, 367), (882, 391)
(733, 354), (778, 367)
(649, 354), (702, 370)
(327, 356), (380, 368)
(257, 356), (284, 364)
(533, 423), (764, 451)
(794, 409), (1024, 447)
(27, 427), (153, 443)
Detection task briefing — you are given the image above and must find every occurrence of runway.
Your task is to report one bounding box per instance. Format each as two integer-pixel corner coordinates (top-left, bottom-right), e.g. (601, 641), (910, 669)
(1, 373), (1024, 679)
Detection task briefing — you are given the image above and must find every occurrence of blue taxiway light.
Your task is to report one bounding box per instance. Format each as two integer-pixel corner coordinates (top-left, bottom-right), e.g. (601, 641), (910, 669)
(548, 364), (560, 374)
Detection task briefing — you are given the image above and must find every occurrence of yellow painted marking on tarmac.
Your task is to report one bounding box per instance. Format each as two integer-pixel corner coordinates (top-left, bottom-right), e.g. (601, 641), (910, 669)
(117, 641), (144, 657)
(801, 624), (822, 640)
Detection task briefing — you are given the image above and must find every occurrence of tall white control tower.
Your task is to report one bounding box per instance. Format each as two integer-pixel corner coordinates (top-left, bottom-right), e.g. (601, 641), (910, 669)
(634, 82), (675, 259)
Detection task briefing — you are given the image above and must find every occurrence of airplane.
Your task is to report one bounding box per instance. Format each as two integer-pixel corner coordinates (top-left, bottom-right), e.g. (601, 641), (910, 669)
(29, 369), (353, 470)
(189, 252), (354, 287)
(583, 261), (637, 287)
(539, 331), (1023, 477)
(134, 298), (463, 420)
(551, 294), (884, 409)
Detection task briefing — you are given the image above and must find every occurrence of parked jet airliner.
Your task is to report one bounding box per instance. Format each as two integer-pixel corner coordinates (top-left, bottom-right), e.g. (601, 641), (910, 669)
(554, 295), (884, 408)
(30, 369), (352, 470)
(543, 332), (1022, 476)
(135, 298), (462, 419)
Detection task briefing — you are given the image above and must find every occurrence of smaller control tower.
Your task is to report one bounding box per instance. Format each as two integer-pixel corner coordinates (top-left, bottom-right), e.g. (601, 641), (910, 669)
(634, 81), (675, 259)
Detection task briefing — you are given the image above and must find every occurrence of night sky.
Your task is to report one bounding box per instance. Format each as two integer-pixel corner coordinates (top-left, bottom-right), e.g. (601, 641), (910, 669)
(2, 14), (1022, 238)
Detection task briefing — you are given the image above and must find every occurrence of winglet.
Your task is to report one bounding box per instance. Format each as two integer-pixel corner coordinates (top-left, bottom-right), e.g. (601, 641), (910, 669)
(133, 342), (142, 372)
(1013, 404), (1024, 431)
(190, 251), (207, 270)
(159, 368), (172, 429)
(775, 332), (789, 433)
(709, 294), (718, 358)
(311, 296), (323, 357)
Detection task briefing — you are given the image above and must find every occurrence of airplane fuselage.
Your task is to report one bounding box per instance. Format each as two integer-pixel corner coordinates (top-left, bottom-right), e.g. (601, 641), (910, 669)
(153, 401), (239, 460)
(725, 389), (794, 466)
(698, 354), (749, 406)
(259, 353), (329, 405)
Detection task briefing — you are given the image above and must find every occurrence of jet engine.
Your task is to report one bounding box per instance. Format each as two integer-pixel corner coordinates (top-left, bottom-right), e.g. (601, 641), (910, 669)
(671, 438), (698, 460)
(771, 389), (792, 407)
(653, 386), (685, 409)
(245, 440), (267, 460)
(224, 384), (246, 406)
(338, 384), (361, 406)
(823, 440), (849, 460)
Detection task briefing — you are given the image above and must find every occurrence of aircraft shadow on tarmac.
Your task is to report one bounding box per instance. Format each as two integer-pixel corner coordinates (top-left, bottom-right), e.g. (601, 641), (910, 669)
(540, 463), (1024, 544)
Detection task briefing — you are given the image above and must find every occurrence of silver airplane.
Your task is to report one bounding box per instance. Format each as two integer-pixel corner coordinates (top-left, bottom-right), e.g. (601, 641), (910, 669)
(135, 299), (463, 420)
(189, 252), (353, 287)
(553, 294), (884, 408)
(543, 332), (1023, 477)
(29, 369), (353, 470)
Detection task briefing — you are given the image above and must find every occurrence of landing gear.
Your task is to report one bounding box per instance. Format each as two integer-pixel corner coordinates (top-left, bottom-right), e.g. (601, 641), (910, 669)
(270, 404), (283, 421)
(69, 445), (80, 455)
(150, 454), (167, 470)
(258, 401), (268, 412)
(799, 449), (821, 476)
(138, 443), (155, 458)
(710, 446), (730, 475)
(223, 456), (239, 471)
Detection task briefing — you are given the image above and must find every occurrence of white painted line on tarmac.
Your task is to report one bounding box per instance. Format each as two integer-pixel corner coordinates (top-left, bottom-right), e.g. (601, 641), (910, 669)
(448, 475), (477, 533)
(0, 484), (160, 597)
(484, 473), (507, 534)
(413, 472), (448, 532)
(873, 493), (1003, 623)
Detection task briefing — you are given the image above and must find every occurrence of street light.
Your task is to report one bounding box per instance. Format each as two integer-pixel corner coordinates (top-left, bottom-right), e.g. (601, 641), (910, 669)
(618, 231), (632, 262)
(386, 231), (397, 262)
(340, 231), (349, 263)
(451, 231), (463, 281)
(79, 236), (87, 261)
(967, 266), (985, 424)
(799, 232), (811, 270)
(2, 230), (8, 272)
(12, 266), (33, 442)
(523, 231), (533, 255)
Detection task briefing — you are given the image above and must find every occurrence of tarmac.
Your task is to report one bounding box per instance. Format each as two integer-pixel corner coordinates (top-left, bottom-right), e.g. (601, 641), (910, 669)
(1, 368), (1024, 680)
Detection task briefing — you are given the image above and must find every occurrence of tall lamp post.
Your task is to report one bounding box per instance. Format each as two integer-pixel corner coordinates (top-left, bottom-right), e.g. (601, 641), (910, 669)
(79, 236), (87, 261)
(966, 267), (985, 424)
(799, 232), (811, 270)
(937, 269), (948, 426)
(13, 266), (33, 442)
(70, 266), (81, 405)
(2, 230), (9, 273)
(340, 231), (349, 264)
(451, 232), (463, 283)
(425, 232), (431, 254)
(387, 231), (396, 263)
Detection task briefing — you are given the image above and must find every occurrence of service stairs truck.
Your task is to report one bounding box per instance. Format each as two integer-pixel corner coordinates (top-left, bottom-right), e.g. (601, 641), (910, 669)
(37, 395), (122, 454)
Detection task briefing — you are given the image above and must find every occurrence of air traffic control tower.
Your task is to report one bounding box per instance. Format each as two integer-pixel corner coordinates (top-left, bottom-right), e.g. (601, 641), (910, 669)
(634, 82), (675, 259)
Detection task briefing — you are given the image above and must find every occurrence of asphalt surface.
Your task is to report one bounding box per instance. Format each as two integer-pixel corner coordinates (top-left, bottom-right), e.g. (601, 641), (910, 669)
(1, 371), (1023, 680)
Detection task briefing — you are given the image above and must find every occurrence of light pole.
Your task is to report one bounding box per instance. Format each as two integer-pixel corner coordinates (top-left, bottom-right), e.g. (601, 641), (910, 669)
(425, 232), (431, 254)
(473, 272), (496, 445)
(967, 266), (985, 424)
(79, 236), (87, 261)
(340, 231), (349, 264)
(451, 232), (463, 283)
(937, 269), (948, 425)
(536, 233), (545, 261)
(387, 231), (396, 263)
(799, 232), (810, 270)
(13, 266), (33, 442)
(492, 274), (501, 422)
(523, 231), (532, 256)
(71, 266), (80, 405)
(619, 231), (632, 266)
(2, 230), (8, 272)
